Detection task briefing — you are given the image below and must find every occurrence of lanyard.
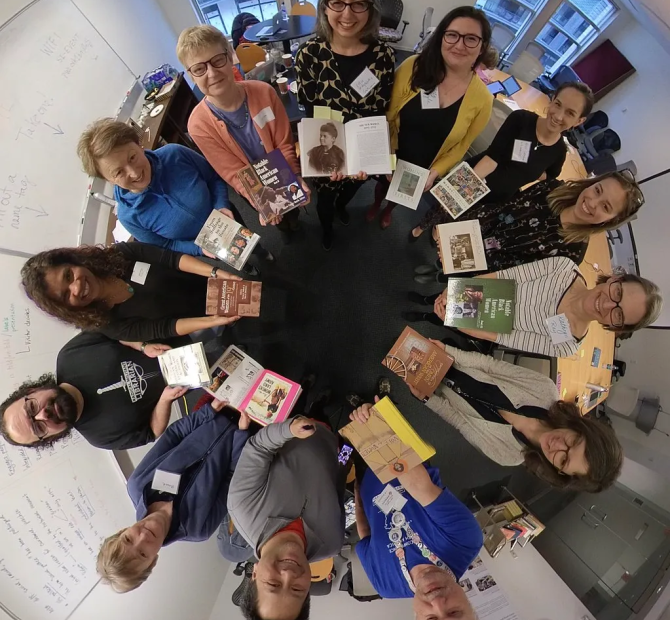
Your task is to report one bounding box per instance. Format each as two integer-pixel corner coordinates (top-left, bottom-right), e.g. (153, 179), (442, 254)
(387, 510), (455, 593)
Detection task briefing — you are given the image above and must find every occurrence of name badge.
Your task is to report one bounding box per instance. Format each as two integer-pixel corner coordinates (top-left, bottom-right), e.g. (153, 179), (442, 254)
(130, 261), (151, 285)
(151, 469), (181, 494)
(545, 313), (574, 345)
(420, 89), (440, 110)
(484, 237), (500, 250)
(511, 139), (532, 163)
(373, 484), (407, 515)
(351, 67), (379, 98)
(253, 106), (275, 129)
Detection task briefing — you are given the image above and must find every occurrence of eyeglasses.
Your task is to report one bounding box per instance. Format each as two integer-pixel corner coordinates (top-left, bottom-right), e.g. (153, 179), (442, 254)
(552, 434), (583, 474)
(325, 0), (372, 13)
(614, 169), (645, 209)
(607, 280), (625, 329)
(187, 53), (229, 78)
(443, 30), (483, 49)
(24, 396), (48, 441)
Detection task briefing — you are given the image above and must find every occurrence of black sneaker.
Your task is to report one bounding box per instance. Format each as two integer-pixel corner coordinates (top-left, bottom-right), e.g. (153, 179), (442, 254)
(401, 311), (428, 323)
(337, 208), (350, 226)
(377, 377), (391, 399)
(346, 394), (363, 408)
(243, 264), (261, 277)
(407, 292), (431, 305)
(322, 230), (333, 251)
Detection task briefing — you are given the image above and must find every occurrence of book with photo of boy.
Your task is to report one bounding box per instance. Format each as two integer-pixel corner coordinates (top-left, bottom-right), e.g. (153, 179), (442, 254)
(430, 162), (490, 219)
(195, 209), (260, 270)
(445, 278), (516, 334)
(298, 116), (392, 178)
(237, 149), (308, 223)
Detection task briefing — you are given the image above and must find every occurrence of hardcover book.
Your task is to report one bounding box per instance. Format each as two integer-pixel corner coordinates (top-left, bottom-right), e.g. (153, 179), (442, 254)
(383, 327), (454, 399)
(205, 279), (262, 317)
(195, 210), (260, 270)
(158, 343), (211, 388)
(339, 396), (436, 484)
(444, 278), (516, 334)
(430, 162), (490, 219)
(385, 160), (431, 210)
(239, 370), (302, 426)
(436, 220), (488, 274)
(237, 149), (307, 224)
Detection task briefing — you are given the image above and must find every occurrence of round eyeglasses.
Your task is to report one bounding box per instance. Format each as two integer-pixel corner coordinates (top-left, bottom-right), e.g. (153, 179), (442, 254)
(187, 53), (229, 78)
(443, 30), (483, 49)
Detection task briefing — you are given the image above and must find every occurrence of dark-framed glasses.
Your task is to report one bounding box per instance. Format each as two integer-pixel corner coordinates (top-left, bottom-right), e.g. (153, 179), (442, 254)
(325, 0), (372, 13)
(608, 280), (625, 329)
(187, 53), (229, 78)
(443, 30), (483, 48)
(24, 396), (48, 441)
(552, 434), (583, 474)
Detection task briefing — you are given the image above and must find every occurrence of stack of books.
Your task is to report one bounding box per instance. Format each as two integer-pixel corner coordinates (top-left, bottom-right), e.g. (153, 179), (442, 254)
(475, 498), (545, 557)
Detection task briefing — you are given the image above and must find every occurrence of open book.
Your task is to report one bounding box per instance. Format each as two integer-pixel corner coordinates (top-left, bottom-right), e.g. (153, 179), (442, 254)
(436, 221), (488, 274)
(205, 345), (302, 425)
(339, 396), (435, 484)
(195, 210), (260, 270)
(237, 149), (308, 224)
(445, 278), (516, 334)
(298, 116), (392, 178)
(383, 327), (454, 400)
(385, 160), (431, 210)
(430, 162), (490, 219)
(158, 343), (211, 388)
(206, 279), (262, 317)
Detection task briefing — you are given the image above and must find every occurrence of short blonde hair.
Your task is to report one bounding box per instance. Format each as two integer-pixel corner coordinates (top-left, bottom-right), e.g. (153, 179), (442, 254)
(97, 528), (159, 593)
(177, 25), (231, 68)
(77, 118), (140, 178)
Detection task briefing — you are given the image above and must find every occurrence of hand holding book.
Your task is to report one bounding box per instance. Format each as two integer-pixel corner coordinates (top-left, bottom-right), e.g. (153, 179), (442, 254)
(349, 395), (380, 424)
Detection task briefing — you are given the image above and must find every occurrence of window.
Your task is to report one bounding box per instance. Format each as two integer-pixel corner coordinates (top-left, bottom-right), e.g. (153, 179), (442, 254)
(195, 1), (278, 37)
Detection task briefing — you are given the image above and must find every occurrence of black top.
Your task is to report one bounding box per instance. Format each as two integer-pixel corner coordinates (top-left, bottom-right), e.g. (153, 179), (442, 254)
(99, 242), (208, 342)
(332, 47), (376, 88)
(244, 15), (317, 44)
(57, 331), (166, 450)
(467, 110), (567, 204)
(397, 94), (464, 170)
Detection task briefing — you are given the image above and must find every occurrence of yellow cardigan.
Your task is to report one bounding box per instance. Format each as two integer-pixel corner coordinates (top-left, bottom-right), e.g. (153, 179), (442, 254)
(387, 55), (493, 177)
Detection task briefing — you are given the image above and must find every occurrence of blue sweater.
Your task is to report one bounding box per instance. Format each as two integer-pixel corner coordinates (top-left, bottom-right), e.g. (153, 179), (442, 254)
(114, 144), (230, 256)
(127, 404), (248, 545)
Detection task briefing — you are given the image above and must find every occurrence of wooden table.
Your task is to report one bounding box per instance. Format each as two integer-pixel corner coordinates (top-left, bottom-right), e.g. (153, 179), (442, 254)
(484, 69), (614, 413)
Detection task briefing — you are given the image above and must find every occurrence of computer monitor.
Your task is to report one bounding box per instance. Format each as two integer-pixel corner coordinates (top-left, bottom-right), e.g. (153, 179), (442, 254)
(487, 81), (505, 96)
(502, 75), (522, 96)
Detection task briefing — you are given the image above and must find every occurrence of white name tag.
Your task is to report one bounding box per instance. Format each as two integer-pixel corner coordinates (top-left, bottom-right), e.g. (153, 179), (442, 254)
(420, 89), (440, 109)
(351, 67), (379, 98)
(511, 139), (532, 163)
(545, 313), (574, 345)
(253, 106), (275, 129)
(130, 261), (151, 285)
(151, 469), (181, 494)
(373, 484), (407, 515)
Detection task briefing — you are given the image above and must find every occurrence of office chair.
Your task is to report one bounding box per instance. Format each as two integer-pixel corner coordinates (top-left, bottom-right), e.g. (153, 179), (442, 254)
(235, 42), (267, 73)
(378, 0), (409, 44)
(467, 99), (514, 157)
(490, 23), (515, 68)
(291, 1), (317, 16)
(340, 544), (381, 601)
(413, 6), (434, 53)
(508, 52), (544, 84)
(524, 42), (544, 60)
(309, 557), (336, 596)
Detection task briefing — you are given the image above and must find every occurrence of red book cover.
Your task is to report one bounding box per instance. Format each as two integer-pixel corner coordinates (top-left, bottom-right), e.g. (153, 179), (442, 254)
(206, 279), (262, 317)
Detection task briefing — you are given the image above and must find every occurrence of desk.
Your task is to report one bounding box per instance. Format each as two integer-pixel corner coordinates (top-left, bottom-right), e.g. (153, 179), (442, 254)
(273, 67), (305, 124)
(244, 15), (316, 53)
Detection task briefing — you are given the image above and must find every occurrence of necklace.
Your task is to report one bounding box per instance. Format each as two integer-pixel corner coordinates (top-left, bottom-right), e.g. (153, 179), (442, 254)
(223, 99), (249, 130)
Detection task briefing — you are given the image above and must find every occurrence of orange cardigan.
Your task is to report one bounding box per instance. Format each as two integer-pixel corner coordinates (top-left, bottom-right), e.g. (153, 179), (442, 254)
(188, 81), (300, 205)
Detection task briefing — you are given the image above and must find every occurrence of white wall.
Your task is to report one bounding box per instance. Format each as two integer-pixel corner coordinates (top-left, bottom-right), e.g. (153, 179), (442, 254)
(153, 0), (200, 42)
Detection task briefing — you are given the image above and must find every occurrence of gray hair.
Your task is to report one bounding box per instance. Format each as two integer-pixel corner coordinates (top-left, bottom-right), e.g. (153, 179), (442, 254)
(315, 0), (381, 44)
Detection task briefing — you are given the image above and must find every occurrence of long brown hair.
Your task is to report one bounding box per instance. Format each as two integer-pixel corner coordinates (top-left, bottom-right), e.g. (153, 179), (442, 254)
(315, 0), (382, 45)
(595, 273), (663, 333)
(548, 170), (644, 243)
(523, 401), (623, 493)
(21, 246), (131, 330)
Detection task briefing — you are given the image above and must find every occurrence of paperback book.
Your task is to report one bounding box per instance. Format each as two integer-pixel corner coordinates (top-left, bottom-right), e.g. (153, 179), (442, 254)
(383, 326), (454, 399)
(339, 396), (436, 484)
(205, 279), (262, 317)
(205, 345), (302, 425)
(195, 210), (260, 270)
(237, 149), (308, 224)
(444, 278), (516, 334)
(158, 343), (211, 388)
(436, 220), (488, 274)
(430, 162), (490, 219)
(385, 160), (431, 210)
(298, 116), (392, 178)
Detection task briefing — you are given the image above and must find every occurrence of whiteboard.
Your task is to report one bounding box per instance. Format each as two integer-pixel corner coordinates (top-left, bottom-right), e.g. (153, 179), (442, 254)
(0, 0), (135, 254)
(0, 254), (76, 396)
(0, 433), (134, 620)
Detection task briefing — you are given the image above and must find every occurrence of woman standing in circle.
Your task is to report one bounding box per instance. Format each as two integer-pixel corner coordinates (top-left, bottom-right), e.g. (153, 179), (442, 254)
(366, 6), (494, 231)
(295, 0), (395, 251)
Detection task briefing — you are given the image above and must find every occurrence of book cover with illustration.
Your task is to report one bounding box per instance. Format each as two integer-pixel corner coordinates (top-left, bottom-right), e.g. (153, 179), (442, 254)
(436, 220), (488, 274)
(445, 278), (516, 334)
(205, 279), (262, 317)
(339, 396), (436, 484)
(158, 342), (211, 387)
(237, 149), (307, 224)
(383, 327), (454, 399)
(239, 370), (303, 426)
(430, 162), (490, 219)
(195, 210), (260, 270)
(205, 345), (264, 408)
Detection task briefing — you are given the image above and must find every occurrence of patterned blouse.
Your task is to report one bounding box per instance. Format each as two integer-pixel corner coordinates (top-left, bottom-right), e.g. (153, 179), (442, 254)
(295, 38), (395, 190)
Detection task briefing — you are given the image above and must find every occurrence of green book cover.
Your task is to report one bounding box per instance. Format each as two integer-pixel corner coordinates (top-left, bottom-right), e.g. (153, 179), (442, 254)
(445, 278), (516, 334)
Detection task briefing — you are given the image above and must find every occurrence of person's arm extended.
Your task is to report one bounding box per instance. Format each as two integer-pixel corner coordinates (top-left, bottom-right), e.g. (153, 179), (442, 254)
(267, 87), (301, 175)
(397, 465), (442, 506)
(180, 146), (232, 212)
(176, 254), (240, 280)
(126, 223), (204, 257)
(119, 341), (172, 357)
(150, 386), (189, 438)
(354, 481), (371, 539)
(295, 43), (318, 119)
(457, 327), (499, 341)
(473, 155), (498, 180)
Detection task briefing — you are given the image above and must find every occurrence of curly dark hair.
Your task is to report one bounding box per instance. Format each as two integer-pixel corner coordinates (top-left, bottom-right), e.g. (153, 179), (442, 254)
(241, 580), (311, 620)
(523, 401), (623, 493)
(21, 245), (131, 330)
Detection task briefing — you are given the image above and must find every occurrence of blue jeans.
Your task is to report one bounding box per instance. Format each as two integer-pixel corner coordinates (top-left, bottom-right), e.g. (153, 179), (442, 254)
(217, 513), (254, 563)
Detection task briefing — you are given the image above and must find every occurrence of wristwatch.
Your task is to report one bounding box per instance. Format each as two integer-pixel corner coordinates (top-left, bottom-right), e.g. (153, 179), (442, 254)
(210, 266), (218, 279)
(140, 342), (148, 353)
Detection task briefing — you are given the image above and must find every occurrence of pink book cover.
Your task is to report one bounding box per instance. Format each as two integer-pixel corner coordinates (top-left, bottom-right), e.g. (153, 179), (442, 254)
(239, 370), (302, 426)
